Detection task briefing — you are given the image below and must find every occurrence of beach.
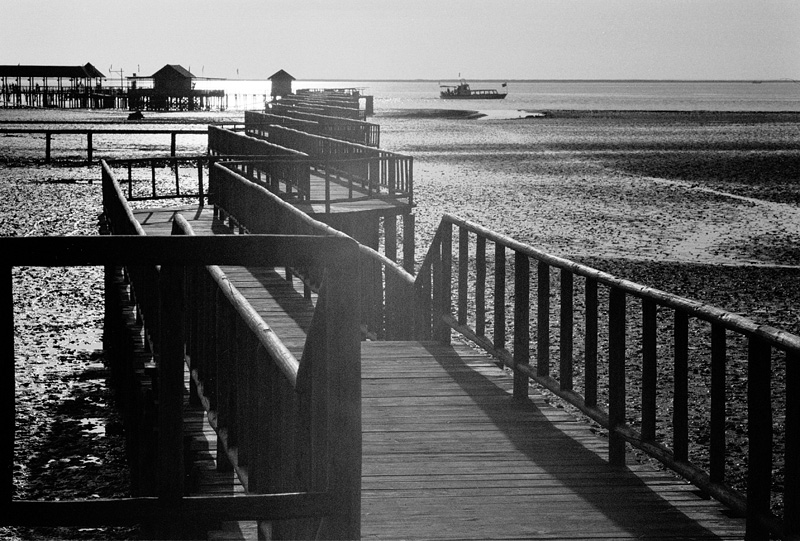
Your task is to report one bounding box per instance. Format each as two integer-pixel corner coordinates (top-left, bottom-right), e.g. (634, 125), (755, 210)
(3, 106), (800, 536)
(375, 109), (800, 330)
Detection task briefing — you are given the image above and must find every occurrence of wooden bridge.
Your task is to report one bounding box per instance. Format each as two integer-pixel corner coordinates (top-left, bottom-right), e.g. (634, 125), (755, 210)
(4, 102), (800, 540)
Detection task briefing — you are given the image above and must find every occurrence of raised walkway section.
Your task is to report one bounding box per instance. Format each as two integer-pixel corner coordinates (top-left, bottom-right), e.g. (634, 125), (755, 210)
(134, 206), (746, 540)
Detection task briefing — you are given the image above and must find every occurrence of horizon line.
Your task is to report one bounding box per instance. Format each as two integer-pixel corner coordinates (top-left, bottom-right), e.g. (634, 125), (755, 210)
(216, 77), (799, 84)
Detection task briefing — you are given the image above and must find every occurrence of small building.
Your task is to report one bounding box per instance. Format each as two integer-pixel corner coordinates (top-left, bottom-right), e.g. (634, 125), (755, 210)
(127, 64), (224, 111)
(269, 69), (295, 99)
(152, 64), (195, 95)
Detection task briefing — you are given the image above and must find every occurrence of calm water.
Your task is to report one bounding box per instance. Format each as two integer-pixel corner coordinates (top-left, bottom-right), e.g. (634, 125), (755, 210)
(198, 79), (800, 112)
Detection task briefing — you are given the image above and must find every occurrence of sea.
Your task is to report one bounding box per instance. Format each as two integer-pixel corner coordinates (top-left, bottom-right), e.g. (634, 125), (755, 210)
(195, 79), (800, 112)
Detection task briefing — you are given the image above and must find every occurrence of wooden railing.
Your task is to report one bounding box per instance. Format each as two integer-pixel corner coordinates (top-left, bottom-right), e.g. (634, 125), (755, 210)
(4, 233), (362, 539)
(281, 95), (360, 109)
(264, 125), (412, 203)
(208, 163), (417, 341)
(210, 127), (412, 207)
(411, 213), (800, 540)
(3, 162), (363, 539)
(207, 125), (306, 159)
(243, 111), (319, 139)
(246, 110), (380, 147)
(0, 128), (207, 164)
(104, 155), (210, 201)
(271, 101), (365, 120)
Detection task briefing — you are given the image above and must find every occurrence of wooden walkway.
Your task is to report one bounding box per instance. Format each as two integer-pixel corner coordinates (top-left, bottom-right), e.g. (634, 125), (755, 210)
(134, 206), (746, 540)
(293, 169), (412, 216)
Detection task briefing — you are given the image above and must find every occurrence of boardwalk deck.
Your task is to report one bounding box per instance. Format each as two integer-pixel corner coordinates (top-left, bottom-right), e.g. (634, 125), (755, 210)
(133, 206), (746, 540)
(284, 169), (411, 217)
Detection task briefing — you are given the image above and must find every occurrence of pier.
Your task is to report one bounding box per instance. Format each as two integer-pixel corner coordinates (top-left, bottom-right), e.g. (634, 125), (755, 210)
(4, 91), (800, 540)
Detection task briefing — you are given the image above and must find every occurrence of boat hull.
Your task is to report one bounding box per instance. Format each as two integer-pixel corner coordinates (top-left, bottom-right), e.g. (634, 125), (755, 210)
(440, 94), (507, 100)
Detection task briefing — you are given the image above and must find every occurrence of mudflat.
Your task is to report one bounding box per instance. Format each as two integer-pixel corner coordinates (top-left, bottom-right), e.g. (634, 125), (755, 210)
(377, 109), (800, 334)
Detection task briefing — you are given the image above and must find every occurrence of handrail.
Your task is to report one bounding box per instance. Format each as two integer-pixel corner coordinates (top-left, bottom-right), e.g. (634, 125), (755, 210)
(246, 110), (380, 147)
(10, 161), (364, 539)
(172, 214), (301, 387)
(263, 125), (413, 202)
(271, 100), (363, 120)
(209, 127), (412, 206)
(104, 155), (210, 202)
(209, 163), (418, 340)
(0, 128), (207, 164)
(414, 212), (800, 539)
(2, 234), (360, 538)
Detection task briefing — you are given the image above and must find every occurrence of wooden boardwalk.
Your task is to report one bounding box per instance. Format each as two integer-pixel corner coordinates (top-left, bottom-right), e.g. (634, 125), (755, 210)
(134, 206), (746, 540)
(294, 170), (412, 216)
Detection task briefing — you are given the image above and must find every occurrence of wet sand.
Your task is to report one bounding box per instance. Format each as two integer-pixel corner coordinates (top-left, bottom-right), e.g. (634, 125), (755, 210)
(375, 108), (800, 335)
(377, 109), (800, 264)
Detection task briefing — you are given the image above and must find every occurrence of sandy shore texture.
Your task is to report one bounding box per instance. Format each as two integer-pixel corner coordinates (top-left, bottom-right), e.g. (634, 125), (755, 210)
(376, 109), (800, 331)
(2, 107), (799, 535)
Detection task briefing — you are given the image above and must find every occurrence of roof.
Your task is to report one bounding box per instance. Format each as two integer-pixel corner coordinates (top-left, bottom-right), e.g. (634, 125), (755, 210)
(269, 69), (295, 81)
(151, 64), (195, 79)
(83, 62), (105, 78)
(0, 63), (106, 79)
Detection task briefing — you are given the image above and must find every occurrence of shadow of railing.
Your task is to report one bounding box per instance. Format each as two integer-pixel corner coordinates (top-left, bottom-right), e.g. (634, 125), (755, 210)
(414, 213), (800, 540)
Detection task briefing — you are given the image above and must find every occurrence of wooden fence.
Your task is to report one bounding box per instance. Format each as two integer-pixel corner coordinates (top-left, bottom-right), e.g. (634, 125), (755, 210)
(209, 127), (412, 207)
(409, 213), (800, 540)
(271, 101), (364, 121)
(208, 163), (416, 341)
(246, 110), (380, 147)
(0, 128), (207, 163)
(263, 125), (412, 203)
(1, 163), (363, 539)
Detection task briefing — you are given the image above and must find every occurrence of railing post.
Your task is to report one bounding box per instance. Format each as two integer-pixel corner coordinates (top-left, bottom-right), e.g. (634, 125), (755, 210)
(746, 336), (772, 540)
(87, 131), (93, 164)
(458, 228), (469, 326)
(316, 244), (362, 540)
(584, 278), (598, 407)
(475, 236), (486, 337)
(434, 223), (452, 344)
(537, 261), (550, 377)
(559, 269), (573, 391)
(170, 132), (177, 157)
(388, 155), (396, 193)
(157, 264), (185, 506)
(403, 214), (415, 273)
(608, 287), (626, 466)
(45, 132), (51, 163)
(673, 310), (689, 462)
(513, 252), (530, 399)
(641, 298), (657, 441)
(494, 242), (506, 353)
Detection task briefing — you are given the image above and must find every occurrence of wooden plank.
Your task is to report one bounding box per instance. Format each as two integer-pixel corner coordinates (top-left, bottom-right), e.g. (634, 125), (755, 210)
(129, 204), (745, 540)
(360, 340), (745, 540)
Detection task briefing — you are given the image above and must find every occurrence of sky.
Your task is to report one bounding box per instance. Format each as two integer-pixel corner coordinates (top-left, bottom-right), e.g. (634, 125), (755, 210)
(2, 0), (798, 81)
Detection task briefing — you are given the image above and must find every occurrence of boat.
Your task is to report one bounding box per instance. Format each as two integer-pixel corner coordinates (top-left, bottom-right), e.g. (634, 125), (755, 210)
(440, 80), (507, 100)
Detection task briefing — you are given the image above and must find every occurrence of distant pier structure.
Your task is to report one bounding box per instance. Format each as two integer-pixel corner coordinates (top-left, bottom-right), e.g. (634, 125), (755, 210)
(128, 65), (225, 111)
(269, 69), (374, 118)
(269, 69), (295, 99)
(0, 63), (117, 108)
